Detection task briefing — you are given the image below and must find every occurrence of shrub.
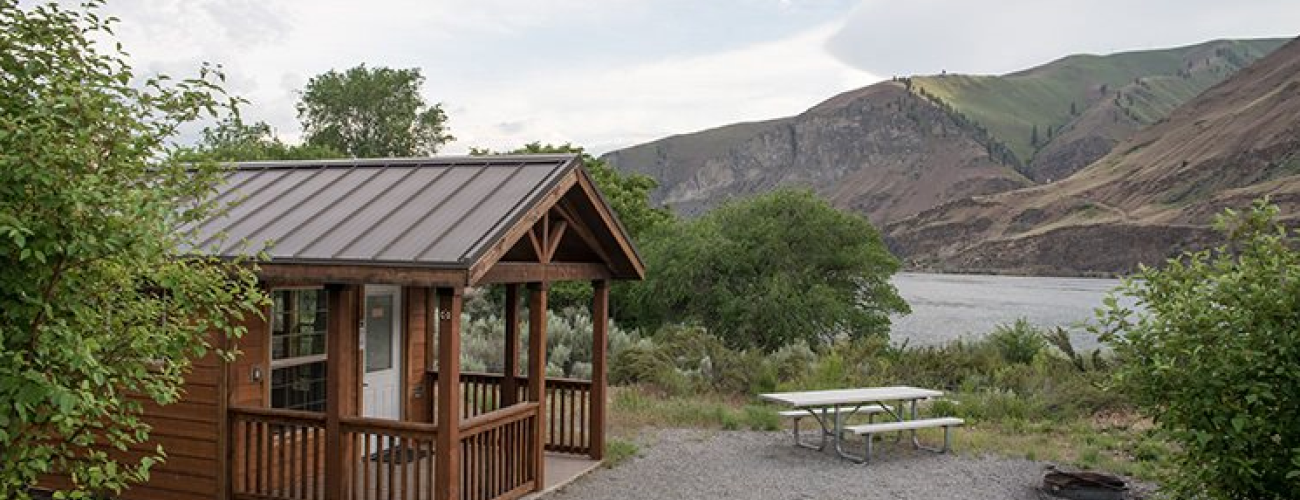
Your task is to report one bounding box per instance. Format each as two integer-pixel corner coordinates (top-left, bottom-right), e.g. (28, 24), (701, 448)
(1098, 200), (1300, 499)
(987, 318), (1047, 364)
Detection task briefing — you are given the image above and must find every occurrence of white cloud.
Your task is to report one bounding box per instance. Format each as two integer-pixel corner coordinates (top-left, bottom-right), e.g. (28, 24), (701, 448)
(104, 0), (874, 155)
(443, 22), (879, 154)
(827, 0), (1300, 77)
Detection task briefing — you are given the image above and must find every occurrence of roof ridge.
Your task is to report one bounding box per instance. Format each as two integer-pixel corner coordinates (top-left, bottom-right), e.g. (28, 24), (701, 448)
(230, 154), (578, 170)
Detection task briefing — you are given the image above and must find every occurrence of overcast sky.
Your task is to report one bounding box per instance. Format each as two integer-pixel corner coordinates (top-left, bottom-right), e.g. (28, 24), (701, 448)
(103, 0), (1298, 155)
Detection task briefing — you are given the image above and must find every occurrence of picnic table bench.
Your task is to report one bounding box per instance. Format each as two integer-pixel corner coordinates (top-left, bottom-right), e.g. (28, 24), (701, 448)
(760, 386), (964, 464)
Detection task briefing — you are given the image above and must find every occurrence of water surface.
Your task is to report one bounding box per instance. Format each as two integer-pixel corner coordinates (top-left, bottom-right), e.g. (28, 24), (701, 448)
(889, 272), (1132, 350)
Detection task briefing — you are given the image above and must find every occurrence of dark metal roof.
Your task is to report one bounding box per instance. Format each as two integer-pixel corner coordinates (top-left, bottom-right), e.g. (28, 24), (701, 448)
(186, 154), (580, 268)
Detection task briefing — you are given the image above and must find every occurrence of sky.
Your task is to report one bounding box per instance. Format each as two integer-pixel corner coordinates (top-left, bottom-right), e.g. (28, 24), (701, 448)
(102, 0), (1299, 155)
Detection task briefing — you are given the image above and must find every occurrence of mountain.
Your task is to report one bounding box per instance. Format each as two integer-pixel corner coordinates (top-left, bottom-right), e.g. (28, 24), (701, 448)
(606, 82), (1032, 225)
(912, 38), (1286, 182)
(603, 38), (1286, 227)
(889, 36), (1300, 275)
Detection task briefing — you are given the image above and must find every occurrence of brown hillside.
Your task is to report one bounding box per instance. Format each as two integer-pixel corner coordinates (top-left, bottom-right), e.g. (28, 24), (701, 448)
(605, 81), (1031, 225)
(889, 36), (1300, 274)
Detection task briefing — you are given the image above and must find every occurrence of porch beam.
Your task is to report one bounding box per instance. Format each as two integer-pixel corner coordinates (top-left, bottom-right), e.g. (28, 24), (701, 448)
(259, 263), (467, 287)
(527, 282), (549, 491)
(434, 287), (464, 500)
(590, 280), (609, 460)
(502, 284), (521, 407)
(324, 284), (361, 500)
(475, 262), (611, 285)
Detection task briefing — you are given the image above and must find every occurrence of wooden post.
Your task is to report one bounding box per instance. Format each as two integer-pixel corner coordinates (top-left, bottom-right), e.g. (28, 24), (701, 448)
(527, 282), (549, 490)
(589, 280), (609, 460)
(324, 284), (360, 500)
(502, 284), (521, 407)
(403, 286), (432, 422)
(434, 287), (463, 500)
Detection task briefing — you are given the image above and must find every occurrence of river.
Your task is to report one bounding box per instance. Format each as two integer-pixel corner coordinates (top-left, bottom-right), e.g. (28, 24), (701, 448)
(889, 272), (1134, 350)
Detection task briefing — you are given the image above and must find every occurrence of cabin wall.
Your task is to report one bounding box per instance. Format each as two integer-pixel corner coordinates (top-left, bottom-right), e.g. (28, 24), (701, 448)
(39, 316), (254, 500)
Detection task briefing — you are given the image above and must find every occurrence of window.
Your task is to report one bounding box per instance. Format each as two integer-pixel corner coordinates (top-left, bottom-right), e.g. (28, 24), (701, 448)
(270, 289), (328, 412)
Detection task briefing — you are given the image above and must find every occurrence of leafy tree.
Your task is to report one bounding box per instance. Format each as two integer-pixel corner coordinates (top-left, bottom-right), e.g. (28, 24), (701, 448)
(622, 189), (909, 351)
(297, 64), (452, 157)
(1097, 199), (1300, 499)
(1030, 123), (1039, 147)
(0, 2), (265, 498)
(179, 117), (341, 162)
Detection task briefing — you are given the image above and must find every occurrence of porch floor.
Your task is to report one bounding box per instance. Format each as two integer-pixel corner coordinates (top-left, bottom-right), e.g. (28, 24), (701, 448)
(526, 453), (601, 499)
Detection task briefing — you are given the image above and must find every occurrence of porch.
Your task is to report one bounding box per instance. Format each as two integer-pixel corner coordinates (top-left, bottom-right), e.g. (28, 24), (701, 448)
(227, 371), (602, 500)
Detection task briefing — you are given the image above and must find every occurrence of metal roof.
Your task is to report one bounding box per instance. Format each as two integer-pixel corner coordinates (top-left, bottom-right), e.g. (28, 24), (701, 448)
(186, 154), (581, 268)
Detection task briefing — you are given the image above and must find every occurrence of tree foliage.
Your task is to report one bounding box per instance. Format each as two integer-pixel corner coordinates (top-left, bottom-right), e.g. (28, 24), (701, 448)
(0, 2), (265, 497)
(180, 117), (341, 162)
(1098, 199), (1300, 499)
(621, 189), (909, 351)
(298, 64), (452, 157)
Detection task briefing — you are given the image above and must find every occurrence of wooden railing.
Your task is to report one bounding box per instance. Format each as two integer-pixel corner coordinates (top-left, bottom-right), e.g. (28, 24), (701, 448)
(230, 408), (440, 500)
(428, 371), (593, 455)
(230, 407), (327, 500)
(543, 378), (591, 455)
(458, 402), (540, 500)
(340, 416), (439, 500)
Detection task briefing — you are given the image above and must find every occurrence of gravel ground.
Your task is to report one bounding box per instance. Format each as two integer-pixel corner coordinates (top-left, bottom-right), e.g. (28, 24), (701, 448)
(547, 429), (1136, 500)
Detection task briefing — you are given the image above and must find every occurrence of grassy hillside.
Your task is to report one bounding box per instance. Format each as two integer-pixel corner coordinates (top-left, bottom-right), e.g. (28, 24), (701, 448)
(912, 38), (1286, 177)
(890, 36), (1300, 275)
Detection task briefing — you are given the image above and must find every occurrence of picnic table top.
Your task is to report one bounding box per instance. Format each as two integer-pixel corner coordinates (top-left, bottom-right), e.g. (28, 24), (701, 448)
(759, 386), (943, 408)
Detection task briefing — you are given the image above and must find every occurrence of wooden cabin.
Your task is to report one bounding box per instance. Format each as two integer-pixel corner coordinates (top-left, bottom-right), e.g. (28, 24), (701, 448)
(97, 155), (643, 500)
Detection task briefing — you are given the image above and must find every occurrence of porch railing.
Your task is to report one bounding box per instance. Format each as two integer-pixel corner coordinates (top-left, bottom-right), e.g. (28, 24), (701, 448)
(230, 407), (440, 500)
(427, 371), (593, 456)
(341, 415), (439, 500)
(459, 402), (540, 500)
(230, 407), (327, 500)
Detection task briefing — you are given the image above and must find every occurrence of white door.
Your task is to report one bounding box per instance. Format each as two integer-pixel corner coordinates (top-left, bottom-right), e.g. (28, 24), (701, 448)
(362, 285), (402, 420)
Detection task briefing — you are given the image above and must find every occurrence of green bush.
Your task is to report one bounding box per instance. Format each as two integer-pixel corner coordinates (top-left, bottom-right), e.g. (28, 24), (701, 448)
(742, 405), (782, 431)
(987, 318), (1047, 364)
(1099, 200), (1300, 499)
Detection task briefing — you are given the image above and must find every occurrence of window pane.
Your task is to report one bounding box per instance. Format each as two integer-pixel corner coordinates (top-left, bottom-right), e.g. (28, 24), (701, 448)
(272, 289), (328, 361)
(271, 361), (327, 412)
(365, 294), (394, 373)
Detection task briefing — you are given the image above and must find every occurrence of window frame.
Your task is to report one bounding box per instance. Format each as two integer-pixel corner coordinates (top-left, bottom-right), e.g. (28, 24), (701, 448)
(267, 286), (330, 413)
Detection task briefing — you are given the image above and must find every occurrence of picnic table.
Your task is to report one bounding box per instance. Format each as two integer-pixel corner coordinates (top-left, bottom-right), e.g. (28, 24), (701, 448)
(759, 386), (961, 463)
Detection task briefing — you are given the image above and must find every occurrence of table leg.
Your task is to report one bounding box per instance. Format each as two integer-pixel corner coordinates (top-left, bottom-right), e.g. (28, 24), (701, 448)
(910, 399), (920, 447)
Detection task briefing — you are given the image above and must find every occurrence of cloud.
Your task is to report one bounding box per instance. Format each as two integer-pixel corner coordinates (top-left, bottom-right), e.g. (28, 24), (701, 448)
(444, 21), (879, 154)
(827, 0), (1300, 77)
(105, 0), (872, 155)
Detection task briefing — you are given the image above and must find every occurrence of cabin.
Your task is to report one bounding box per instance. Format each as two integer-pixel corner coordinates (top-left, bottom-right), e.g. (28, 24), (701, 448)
(88, 154), (643, 500)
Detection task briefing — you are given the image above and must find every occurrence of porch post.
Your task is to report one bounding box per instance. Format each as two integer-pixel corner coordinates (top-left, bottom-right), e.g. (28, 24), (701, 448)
(324, 284), (361, 500)
(404, 286), (432, 422)
(589, 280), (609, 460)
(502, 284), (521, 407)
(434, 287), (463, 500)
(527, 282), (549, 491)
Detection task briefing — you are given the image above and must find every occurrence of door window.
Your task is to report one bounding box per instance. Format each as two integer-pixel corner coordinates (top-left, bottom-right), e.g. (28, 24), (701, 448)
(365, 294), (394, 373)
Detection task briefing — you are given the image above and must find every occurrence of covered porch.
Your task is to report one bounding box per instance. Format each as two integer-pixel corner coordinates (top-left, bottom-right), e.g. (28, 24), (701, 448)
(194, 155), (644, 500)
